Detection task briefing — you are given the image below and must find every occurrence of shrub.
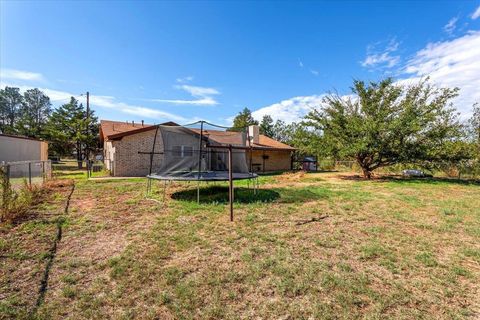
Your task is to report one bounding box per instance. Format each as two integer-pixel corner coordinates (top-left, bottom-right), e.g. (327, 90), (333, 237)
(0, 168), (46, 223)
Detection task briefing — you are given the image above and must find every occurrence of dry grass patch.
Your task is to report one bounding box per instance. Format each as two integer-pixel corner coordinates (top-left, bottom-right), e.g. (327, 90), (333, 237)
(0, 179), (74, 319)
(2, 173), (479, 319)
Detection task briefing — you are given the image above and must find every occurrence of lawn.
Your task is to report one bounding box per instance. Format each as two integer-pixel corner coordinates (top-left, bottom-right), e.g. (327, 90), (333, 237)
(1, 171), (479, 319)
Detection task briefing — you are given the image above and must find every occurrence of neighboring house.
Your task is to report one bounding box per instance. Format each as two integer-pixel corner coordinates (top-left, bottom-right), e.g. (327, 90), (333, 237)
(0, 133), (48, 163)
(100, 120), (296, 177)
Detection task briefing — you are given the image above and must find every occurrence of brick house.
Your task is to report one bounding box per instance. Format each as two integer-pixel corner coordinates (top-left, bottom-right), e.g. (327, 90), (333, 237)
(99, 120), (296, 177)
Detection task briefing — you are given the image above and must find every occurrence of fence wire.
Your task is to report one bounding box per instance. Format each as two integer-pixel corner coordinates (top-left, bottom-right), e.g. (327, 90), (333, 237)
(0, 160), (52, 190)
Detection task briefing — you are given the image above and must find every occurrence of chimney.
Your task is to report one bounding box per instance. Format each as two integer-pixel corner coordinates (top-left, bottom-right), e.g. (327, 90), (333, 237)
(141, 120), (144, 127)
(248, 125), (259, 144)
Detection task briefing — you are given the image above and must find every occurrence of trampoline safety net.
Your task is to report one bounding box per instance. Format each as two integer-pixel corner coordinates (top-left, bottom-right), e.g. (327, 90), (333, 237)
(147, 121), (257, 181)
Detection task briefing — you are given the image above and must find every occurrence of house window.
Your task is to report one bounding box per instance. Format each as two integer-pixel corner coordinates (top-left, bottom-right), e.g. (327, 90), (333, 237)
(183, 146), (193, 157)
(172, 145), (193, 157)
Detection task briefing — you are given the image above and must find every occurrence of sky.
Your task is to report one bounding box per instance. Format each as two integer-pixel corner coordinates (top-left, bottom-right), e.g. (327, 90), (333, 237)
(1, 1), (480, 125)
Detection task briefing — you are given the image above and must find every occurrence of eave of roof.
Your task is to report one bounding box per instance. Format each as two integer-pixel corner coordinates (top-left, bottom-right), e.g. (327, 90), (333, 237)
(101, 121), (179, 141)
(0, 133), (46, 142)
(107, 125), (158, 140)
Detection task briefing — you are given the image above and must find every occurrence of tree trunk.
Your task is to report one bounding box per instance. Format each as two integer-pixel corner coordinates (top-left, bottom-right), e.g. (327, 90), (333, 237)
(361, 167), (372, 179)
(77, 141), (83, 169)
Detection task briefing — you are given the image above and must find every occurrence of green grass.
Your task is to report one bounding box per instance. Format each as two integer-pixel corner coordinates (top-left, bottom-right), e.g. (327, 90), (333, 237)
(1, 171), (479, 319)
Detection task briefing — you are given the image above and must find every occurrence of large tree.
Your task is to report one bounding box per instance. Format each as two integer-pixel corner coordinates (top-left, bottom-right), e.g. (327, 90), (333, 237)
(305, 78), (466, 179)
(470, 103), (480, 145)
(0, 86), (23, 134)
(46, 97), (98, 166)
(230, 107), (258, 131)
(16, 88), (52, 138)
(259, 115), (275, 138)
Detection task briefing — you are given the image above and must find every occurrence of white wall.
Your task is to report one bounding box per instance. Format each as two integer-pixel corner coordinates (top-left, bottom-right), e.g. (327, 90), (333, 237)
(0, 135), (46, 163)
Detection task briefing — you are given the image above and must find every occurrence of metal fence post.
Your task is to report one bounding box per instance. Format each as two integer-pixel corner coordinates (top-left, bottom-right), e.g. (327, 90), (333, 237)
(28, 162), (32, 187)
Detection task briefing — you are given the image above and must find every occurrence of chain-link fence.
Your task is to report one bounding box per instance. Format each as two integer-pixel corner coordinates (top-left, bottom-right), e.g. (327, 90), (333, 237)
(0, 160), (52, 190)
(50, 160), (113, 179)
(88, 160), (113, 178)
(314, 159), (480, 179)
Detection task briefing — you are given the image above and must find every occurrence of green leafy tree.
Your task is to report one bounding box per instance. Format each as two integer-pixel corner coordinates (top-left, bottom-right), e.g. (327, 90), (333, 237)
(259, 115), (275, 138)
(0, 86), (23, 134)
(230, 107), (258, 131)
(46, 97), (98, 166)
(469, 103), (480, 174)
(305, 78), (466, 179)
(470, 103), (480, 145)
(16, 88), (52, 138)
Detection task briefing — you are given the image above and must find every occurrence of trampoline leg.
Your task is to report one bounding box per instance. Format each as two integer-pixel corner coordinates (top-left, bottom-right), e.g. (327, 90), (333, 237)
(163, 180), (167, 203)
(146, 178), (151, 196)
(197, 181), (200, 204)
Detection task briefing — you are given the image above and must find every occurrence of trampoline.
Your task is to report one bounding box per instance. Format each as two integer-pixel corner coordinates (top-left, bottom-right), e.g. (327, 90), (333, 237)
(147, 171), (257, 181)
(145, 121), (260, 218)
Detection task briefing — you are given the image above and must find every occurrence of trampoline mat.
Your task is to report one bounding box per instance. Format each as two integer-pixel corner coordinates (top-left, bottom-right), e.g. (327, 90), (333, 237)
(147, 171), (258, 181)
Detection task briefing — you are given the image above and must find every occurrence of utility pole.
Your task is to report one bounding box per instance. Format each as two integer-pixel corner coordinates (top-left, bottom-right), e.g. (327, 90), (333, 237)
(85, 92), (90, 174)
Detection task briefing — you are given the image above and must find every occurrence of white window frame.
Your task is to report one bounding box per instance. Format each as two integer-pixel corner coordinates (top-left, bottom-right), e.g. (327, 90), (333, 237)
(173, 145), (193, 157)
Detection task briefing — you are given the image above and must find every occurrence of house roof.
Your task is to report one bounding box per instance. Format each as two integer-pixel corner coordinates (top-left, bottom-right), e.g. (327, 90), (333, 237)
(100, 120), (295, 151)
(100, 120), (154, 139)
(99, 120), (178, 141)
(189, 129), (296, 151)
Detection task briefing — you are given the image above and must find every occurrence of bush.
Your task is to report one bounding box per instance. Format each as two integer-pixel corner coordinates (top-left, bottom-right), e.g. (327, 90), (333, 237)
(1, 168), (46, 223)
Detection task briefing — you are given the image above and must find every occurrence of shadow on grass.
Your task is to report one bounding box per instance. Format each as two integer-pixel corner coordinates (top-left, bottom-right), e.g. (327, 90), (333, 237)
(339, 174), (480, 186)
(171, 186), (280, 204)
(381, 176), (480, 186)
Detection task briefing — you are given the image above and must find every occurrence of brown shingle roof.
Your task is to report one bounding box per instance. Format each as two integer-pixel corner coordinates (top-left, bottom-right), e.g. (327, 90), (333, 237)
(100, 120), (295, 150)
(254, 135), (295, 150)
(189, 129), (295, 150)
(100, 120), (179, 141)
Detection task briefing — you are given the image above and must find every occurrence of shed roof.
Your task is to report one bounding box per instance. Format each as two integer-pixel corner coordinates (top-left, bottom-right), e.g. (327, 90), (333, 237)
(0, 133), (46, 142)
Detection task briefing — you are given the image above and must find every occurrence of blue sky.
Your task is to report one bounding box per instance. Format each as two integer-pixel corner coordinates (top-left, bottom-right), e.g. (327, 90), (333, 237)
(1, 1), (479, 125)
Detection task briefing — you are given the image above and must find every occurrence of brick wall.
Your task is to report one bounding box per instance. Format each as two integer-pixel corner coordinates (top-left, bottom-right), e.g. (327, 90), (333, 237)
(247, 150), (292, 172)
(108, 130), (164, 177)
(105, 130), (293, 176)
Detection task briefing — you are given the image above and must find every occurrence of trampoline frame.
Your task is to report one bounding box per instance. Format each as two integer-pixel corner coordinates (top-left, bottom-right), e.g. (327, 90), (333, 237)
(145, 121), (260, 221)
(146, 173), (260, 203)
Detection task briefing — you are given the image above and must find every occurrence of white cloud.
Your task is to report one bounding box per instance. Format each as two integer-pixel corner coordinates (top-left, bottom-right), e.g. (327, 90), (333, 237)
(150, 84), (220, 106)
(176, 76), (194, 83)
(310, 69), (319, 76)
(362, 52), (400, 68)
(361, 38), (401, 69)
(150, 97), (218, 106)
(0, 69), (44, 82)
(0, 82), (188, 122)
(254, 32), (480, 123)
(298, 59), (304, 68)
(403, 30), (480, 115)
(471, 5), (480, 20)
(443, 17), (458, 35)
(177, 85), (219, 97)
(252, 95), (325, 124)
(92, 96), (188, 122)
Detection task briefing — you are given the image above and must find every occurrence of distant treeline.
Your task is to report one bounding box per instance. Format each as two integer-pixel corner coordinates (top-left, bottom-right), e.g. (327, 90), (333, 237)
(0, 86), (99, 160)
